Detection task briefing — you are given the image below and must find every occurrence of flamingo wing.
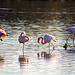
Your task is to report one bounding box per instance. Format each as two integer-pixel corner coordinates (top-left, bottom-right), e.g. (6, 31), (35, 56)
(66, 27), (75, 34)
(44, 35), (52, 43)
(18, 36), (29, 43)
(44, 35), (57, 42)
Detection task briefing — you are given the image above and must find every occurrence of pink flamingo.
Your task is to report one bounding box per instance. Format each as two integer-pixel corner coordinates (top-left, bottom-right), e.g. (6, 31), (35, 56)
(18, 32), (29, 58)
(0, 28), (8, 61)
(0, 28), (8, 41)
(38, 34), (57, 54)
(64, 27), (75, 50)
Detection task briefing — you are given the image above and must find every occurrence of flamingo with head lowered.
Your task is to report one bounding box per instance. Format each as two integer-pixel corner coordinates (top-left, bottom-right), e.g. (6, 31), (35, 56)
(63, 27), (75, 50)
(18, 32), (29, 58)
(0, 28), (8, 41)
(38, 34), (57, 54)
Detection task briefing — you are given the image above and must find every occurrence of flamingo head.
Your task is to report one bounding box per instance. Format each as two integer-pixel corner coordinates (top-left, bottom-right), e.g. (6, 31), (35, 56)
(0, 28), (8, 37)
(20, 32), (26, 36)
(24, 36), (29, 41)
(38, 37), (43, 43)
(21, 32), (29, 41)
(2, 32), (8, 37)
(54, 38), (57, 42)
(3, 32), (8, 37)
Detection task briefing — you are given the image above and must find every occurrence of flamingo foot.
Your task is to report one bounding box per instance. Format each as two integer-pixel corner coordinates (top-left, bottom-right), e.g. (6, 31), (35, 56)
(63, 43), (68, 50)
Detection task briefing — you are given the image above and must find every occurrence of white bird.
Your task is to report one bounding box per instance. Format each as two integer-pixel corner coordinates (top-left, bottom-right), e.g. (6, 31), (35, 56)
(0, 28), (8, 41)
(38, 34), (57, 54)
(18, 32), (29, 58)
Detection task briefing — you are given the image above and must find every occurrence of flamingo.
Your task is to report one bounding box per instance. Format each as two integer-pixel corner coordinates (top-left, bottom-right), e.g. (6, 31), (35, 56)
(18, 32), (29, 58)
(0, 28), (8, 41)
(0, 28), (8, 61)
(38, 34), (57, 54)
(64, 27), (75, 50)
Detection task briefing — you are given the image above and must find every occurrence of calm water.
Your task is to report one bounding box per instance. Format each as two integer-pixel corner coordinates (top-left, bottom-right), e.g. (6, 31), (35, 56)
(0, 0), (75, 75)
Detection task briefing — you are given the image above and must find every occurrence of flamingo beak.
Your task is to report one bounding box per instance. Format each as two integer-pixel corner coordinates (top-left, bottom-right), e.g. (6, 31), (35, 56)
(4, 34), (8, 37)
(66, 29), (69, 31)
(24, 36), (29, 41)
(55, 38), (57, 40)
(54, 38), (57, 42)
(6, 34), (8, 36)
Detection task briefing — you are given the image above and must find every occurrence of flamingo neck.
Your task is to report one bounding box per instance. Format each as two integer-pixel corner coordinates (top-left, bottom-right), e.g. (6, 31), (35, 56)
(38, 37), (46, 44)
(26, 36), (29, 41)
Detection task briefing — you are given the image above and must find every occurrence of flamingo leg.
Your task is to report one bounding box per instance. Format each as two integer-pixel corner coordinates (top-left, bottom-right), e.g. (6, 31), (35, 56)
(73, 34), (75, 46)
(23, 43), (24, 58)
(51, 43), (55, 53)
(66, 34), (72, 45)
(49, 42), (50, 54)
(74, 34), (75, 46)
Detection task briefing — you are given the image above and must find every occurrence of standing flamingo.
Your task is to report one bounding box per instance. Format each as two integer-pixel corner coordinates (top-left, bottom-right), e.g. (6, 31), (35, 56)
(18, 32), (29, 58)
(0, 28), (8, 41)
(63, 27), (75, 50)
(38, 34), (57, 54)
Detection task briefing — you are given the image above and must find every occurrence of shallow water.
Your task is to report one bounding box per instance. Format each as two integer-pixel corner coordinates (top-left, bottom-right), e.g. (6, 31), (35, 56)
(0, 0), (75, 75)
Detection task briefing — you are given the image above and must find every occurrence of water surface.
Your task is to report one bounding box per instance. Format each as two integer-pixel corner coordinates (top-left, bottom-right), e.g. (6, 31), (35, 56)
(0, 0), (75, 75)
